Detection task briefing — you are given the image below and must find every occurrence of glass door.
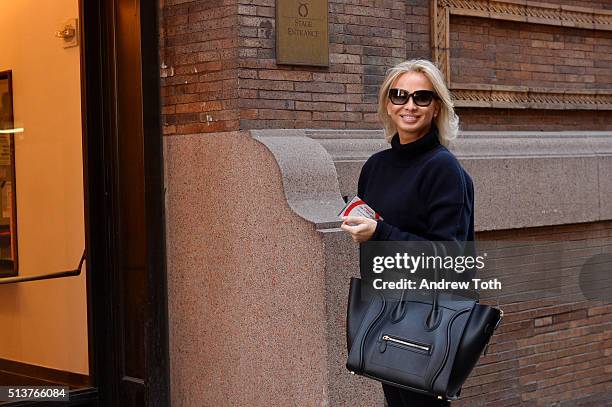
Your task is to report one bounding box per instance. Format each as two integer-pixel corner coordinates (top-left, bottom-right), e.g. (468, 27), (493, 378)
(0, 0), (90, 400)
(0, 1), (169, 405)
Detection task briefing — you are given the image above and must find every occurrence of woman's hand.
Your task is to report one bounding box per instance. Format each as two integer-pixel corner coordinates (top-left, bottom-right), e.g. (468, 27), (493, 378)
(340, 216), (378, 243)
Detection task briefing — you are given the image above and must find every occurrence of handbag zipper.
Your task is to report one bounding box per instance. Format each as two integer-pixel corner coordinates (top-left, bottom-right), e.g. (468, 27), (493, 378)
(382, 335), (430, 352)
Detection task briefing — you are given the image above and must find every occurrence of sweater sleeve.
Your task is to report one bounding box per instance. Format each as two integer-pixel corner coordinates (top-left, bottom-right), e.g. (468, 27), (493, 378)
(357, 158), (370, 198)
(371, 218), (425, 241)
(371, 152), (473, 243)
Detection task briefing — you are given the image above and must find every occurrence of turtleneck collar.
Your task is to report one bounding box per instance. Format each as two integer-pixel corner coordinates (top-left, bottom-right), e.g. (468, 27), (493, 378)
(391, 124), (441, 160)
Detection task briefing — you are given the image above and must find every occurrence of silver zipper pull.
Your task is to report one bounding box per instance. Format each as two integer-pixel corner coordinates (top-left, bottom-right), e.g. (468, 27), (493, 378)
(382, 334), (431, 352)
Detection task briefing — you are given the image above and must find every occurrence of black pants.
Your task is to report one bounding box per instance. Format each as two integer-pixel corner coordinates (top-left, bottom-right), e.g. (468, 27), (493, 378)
(382, 384), (450, 407)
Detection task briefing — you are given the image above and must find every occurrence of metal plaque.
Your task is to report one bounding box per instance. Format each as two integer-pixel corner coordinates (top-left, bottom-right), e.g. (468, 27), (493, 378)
(276, 0), (329, 66)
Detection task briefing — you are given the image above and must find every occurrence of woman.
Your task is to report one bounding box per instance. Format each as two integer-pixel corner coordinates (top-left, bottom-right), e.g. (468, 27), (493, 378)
(340, 59), (474, 406)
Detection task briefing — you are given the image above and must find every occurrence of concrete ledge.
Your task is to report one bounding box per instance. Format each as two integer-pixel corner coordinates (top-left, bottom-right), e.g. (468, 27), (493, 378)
(251, 130), (346, 227)
(252, 129), (612, 232)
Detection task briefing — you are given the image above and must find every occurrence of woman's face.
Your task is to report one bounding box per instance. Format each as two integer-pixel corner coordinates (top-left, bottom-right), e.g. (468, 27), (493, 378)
(386, 72), (440, 144)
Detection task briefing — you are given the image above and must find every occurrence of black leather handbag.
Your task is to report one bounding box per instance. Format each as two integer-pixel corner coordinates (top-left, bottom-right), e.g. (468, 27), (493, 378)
(346, 243), (503, 401)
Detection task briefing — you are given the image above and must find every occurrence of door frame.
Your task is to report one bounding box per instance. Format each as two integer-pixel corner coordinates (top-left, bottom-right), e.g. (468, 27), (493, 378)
(82, 0), (170, 406)
(1, 0), (170, 405)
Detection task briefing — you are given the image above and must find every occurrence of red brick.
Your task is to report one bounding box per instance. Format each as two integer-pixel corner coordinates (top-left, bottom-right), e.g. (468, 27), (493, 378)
(295, 101), (346, 112)
(256, 6), (274, 18)
(312, 112), (362, 122)
(258, 70), (313, 81)
(312, 73), (362, 84)
(240, 79), (294, 91)
(329, 53), (361, 64)
(258, 91), (311, 101)
(534, 316), (553, 327)
(240, 99), (294, 110)
(295, 82), (344, 93)
(312, 93), (361, 103)
(240, 109), (257, 120)
(258, 110), (301, 120)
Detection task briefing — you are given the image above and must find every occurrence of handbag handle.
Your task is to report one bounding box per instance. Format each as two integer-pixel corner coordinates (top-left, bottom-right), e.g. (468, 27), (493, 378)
(391, 241), (444, 329)
(426, 241), (444, 329)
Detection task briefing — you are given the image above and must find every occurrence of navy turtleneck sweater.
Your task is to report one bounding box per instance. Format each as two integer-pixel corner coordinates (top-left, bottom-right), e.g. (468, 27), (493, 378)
(358, 125), (474, 242)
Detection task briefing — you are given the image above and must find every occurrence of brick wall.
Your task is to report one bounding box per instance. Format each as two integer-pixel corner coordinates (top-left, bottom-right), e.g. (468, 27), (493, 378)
(450, 16), (612, 90)
(449, 8), (612, 131)
(457, 221), (612, 406)
(160, 0), (239, 135)
(237, 0), (410, 130)
(458, 108), (611, 131)
(159, 0), (612, 134)
(235, 0), (436, 130)
(159, 0), (434, 134)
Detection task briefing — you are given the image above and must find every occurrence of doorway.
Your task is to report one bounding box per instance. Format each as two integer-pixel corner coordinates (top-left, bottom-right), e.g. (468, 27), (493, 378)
(0, 0), (169, 406)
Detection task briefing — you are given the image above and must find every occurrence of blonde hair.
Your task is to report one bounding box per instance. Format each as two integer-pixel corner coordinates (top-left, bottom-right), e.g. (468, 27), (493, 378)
(377, 59), (459, 146)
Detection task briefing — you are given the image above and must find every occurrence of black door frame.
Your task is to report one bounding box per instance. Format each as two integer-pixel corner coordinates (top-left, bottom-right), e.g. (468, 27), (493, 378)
(1, 0), (170, 406)
(83, 0), (170, 405)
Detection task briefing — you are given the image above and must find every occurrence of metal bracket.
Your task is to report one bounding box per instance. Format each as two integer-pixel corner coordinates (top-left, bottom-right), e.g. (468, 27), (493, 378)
(56, 18), (79, 48)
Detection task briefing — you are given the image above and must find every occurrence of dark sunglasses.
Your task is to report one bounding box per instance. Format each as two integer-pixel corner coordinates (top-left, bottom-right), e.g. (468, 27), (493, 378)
(388, 88), (438, 107)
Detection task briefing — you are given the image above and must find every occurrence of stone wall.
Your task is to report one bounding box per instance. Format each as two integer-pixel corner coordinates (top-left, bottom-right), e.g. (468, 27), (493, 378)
(160, 1), (612, 406)
(460, 221), (612, 406)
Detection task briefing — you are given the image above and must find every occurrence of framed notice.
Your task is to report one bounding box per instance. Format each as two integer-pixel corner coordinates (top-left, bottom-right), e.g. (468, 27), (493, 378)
(276, 0), (329, 66)
(0, 70), (18, 277)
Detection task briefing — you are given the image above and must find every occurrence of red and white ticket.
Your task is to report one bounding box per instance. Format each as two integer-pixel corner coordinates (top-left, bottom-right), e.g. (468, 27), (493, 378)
(338, 196), (383, 220)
